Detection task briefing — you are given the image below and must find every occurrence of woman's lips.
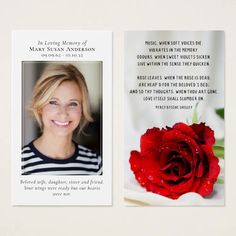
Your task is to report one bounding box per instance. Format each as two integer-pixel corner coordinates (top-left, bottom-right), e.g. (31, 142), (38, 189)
(52, 120), (71, 127)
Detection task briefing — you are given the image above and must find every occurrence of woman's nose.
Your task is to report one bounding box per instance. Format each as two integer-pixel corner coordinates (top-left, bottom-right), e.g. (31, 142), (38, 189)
(58, 105), (68, 117)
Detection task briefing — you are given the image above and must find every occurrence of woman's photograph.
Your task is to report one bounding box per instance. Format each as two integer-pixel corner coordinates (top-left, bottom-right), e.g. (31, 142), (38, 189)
(21, 62), (102, 175)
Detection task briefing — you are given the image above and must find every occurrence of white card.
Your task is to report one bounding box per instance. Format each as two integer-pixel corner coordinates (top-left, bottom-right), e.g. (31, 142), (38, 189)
(124, 31), (224, 206)
(12, 30), (112, 205)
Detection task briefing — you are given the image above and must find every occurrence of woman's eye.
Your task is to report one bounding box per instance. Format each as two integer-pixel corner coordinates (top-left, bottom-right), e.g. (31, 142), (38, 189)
(49, 101), (58, 105)
(69, 102), (78, 107)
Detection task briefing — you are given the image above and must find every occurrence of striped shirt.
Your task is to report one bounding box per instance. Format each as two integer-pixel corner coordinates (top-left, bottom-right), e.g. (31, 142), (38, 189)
(21, 141), (102, 175)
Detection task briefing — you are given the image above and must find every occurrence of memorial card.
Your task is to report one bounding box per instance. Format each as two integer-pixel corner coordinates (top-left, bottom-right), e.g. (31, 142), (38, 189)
(12, 31), (112, 205)
(124, 31), (224, 206)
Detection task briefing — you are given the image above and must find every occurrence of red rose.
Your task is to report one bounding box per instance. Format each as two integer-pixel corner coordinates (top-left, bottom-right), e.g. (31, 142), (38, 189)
(129, 122), (220, 199)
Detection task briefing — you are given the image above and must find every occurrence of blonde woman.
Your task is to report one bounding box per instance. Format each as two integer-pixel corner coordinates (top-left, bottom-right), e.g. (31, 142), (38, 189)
(22, 64), (102, 175)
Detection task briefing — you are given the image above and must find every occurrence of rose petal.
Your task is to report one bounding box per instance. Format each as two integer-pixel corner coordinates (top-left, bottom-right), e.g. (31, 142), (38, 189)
(129, 151), (142, 172)
(158, 142), (181, 167)
(195, 160), (204, 177)
(135, 172), (148, 187)
(162, 129), (187, 142)
(189, 178), (201, 192)
(197, 179), (214, 196)
(140, 127), (164, 153)
(162, 175), (195, 194)
(160, 162), (181, 182)
(169, 193), (181, 199)
(194, 143), (208, 178)
(141, 153), (162, 183)
(201, 145), (220, 180)
(145, 182), (171, 197)
(191, 123), (215, 145)
(173, 122), (198, 139)
(196, 145), (220, 196)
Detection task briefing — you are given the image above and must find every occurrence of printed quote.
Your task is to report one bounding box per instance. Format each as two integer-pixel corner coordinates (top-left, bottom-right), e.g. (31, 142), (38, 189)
(20, 179), (103, 197)
(129, 40), (217, 110)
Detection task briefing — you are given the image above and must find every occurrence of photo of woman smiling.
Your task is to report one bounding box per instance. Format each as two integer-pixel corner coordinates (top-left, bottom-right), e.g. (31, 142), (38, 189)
(21, 62), (102, 175)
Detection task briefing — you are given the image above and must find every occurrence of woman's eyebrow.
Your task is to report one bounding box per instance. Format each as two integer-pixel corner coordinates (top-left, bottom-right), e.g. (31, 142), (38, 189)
(70, 99), (80, 101)
(49, 98), (80, 102)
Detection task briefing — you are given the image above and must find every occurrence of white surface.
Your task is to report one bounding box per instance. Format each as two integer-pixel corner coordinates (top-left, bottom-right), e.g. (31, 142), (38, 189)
(125, 184), (224, 206)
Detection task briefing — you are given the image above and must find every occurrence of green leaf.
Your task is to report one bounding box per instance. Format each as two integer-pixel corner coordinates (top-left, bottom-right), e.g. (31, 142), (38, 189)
(213, 146), (224, 158)
(215, 138), (224, 147)
(216, 178), (224, 184)
(215, 108), (224, 119)
(192, 102), (199, 124)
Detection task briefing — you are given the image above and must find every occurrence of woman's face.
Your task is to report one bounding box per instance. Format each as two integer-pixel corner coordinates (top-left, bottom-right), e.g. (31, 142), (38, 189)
(41, 80), (82, 138)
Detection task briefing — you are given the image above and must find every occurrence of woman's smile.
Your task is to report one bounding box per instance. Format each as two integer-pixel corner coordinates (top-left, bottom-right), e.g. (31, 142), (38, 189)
(52, 120), (72, 127)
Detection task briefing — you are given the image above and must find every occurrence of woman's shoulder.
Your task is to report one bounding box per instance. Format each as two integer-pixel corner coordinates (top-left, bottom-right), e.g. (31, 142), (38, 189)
(76, 144), (100, 159)
(21, 141), (34, 154)
(77, 144), (98, 154)
(74, 143), (102, 175)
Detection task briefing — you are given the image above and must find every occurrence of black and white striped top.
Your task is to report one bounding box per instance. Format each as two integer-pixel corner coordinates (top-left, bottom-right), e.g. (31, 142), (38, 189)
(21, 141), (102, 175)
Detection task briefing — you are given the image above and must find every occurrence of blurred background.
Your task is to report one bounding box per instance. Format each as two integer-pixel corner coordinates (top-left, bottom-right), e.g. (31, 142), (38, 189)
(22, 61), (102, 156)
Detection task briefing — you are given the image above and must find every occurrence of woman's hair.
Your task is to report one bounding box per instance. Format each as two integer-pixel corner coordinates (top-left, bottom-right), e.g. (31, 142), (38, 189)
(30, 63), (93, 133)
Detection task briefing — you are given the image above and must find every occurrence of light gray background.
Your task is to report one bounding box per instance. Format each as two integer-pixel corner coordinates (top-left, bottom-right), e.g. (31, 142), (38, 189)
(0, 0), (235, 235)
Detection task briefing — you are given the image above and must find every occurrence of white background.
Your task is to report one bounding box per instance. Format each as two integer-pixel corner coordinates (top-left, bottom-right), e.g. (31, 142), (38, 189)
(0, 0), (235, 235)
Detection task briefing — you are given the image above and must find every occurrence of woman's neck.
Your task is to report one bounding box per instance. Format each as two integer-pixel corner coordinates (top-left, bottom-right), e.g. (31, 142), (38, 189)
(34, 133), (75, 160)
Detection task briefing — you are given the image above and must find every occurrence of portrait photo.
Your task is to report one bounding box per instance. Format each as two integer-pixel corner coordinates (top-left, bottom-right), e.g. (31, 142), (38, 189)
(21, 61), (103, 176)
